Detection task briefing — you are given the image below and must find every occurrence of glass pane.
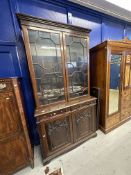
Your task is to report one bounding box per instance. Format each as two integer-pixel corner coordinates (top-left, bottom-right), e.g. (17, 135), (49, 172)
(28, 30), (65, 105)
(109, 54), (121, 115)
(65, 35), (88, 98)
(124, 64), (130, 87)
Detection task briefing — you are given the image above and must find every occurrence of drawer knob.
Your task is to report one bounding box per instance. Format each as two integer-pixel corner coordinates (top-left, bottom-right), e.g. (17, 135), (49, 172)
(53, 113), (56, 115)
(43, 135), (46, 138)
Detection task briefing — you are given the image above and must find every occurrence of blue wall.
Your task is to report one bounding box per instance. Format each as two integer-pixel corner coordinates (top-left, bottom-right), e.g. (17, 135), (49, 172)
(1, 0), (131, 144)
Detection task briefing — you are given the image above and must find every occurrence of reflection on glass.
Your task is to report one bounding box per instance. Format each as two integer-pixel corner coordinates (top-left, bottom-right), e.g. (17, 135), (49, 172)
(109, 54), (121, 115)
(28, 30), (65, 105)
(65, 35), (88, 98)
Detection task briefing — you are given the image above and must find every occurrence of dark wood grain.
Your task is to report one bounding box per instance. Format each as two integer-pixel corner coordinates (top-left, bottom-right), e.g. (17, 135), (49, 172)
(18, 14), (97, 164)
(37, 98), (96, 164)
(90, 39), (131, 133)
(0, 78), (33, 175)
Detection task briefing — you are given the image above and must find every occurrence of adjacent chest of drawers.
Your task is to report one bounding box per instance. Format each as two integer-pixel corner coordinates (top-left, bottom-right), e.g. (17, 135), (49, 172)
(0, 78), (33, 175)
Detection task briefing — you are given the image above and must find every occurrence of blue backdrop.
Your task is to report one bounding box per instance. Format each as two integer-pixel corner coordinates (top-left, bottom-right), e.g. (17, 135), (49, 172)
(0, 0), (131, 145)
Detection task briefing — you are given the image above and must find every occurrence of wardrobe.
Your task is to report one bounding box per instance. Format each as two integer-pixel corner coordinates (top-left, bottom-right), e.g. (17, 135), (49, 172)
(18, 13), (97, 164)
(90, 38), (131, 133)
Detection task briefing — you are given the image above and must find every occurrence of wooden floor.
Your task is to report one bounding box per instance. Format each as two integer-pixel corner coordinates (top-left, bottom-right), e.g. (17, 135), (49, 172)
(15, 120), (131, 175)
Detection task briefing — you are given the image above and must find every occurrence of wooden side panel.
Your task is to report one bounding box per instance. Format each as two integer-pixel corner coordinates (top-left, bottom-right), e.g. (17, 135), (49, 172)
(90, 46), (107, 128)
(0, 92), (21, 139)
(121, 88), (131, 120)
(0, 136), (28, 175)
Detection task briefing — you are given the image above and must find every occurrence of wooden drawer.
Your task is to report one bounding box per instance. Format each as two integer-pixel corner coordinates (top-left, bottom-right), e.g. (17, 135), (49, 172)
(45, 108), (70, 117)
(83, 100), (96, 106)
(71, 100), (96, 112)
(71, 104), (81, 111)
(36, 107), (71, 122)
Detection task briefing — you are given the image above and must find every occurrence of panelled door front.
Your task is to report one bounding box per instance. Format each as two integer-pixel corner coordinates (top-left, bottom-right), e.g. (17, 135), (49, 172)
(39, 112), (73, 157)
(72, 105), (95, 142)
(0, 92), (21, 139)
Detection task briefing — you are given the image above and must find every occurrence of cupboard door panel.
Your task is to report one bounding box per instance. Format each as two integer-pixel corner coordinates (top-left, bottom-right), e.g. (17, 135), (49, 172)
(0, 136), (28, 175)
(0, 92), (21, 139)
(73, 105), (95, 142)
(124, 54), (131, 88)
(40, 113), (73, 156)
(121, 89), (131, 120)
(124, 64), (130, 87)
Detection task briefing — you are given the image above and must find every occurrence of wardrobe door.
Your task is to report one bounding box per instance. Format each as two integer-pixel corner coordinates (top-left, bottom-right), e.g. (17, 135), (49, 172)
(121, 53), (131, 120)
(108, 53), (122, 116)
(124, 54), (131, 88)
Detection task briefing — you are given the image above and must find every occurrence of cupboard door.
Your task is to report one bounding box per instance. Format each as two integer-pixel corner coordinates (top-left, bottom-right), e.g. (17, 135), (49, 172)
(0, 136), (28, 175)
(39, 113), (73, 157)
(121, 89), (131, 120)
(63, 33), (89, 99)
(72, 105), (95, 142)
(0, 92), (21, 139)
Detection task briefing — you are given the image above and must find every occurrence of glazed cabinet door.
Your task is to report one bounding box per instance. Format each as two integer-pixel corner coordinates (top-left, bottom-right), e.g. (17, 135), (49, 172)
(23, 27), (66, 107)
(72, 104), (96, 142)
(0, 92), (21, 139)
(39, 112), (73, 158)
(63, 33), (89, 99)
